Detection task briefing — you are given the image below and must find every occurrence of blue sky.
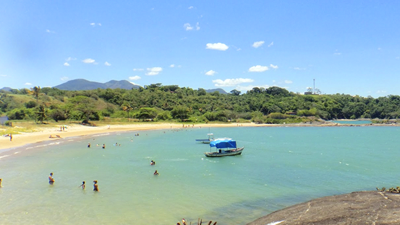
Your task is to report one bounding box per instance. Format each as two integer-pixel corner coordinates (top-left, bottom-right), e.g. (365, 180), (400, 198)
(0, 0), (399, 97)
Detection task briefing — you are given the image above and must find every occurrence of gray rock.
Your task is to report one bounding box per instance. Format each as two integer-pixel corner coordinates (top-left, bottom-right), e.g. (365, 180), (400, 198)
(248, 191), (400, 225)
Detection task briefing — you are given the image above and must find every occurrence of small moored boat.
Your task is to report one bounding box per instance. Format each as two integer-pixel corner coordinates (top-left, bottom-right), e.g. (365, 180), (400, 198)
(205, 139), (244, 157)
(196, 133), (215, 144)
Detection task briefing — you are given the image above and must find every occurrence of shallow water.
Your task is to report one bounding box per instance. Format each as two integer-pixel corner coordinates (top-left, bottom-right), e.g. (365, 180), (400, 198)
(1, 126), (399, 224)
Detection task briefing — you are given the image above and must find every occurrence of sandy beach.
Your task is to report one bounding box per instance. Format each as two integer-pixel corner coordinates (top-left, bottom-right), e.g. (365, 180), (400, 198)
(0, 121), (388, 152)
(0, 122), (273, 151)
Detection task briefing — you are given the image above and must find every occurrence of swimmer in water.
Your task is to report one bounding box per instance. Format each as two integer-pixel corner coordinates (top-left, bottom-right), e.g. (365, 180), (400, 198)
(150, 160), (155, 165)
(102, 144), (106, 149)
(154, 170), (159, 175)
(93, 180), (99, 191)
(79, 181), (86, 189)
(49, 173), (55, 185)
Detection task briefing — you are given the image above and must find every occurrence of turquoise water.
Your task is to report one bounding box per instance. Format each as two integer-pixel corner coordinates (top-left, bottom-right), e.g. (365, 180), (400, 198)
(330, 120), (372, 125)
(1, 126), (400, 225)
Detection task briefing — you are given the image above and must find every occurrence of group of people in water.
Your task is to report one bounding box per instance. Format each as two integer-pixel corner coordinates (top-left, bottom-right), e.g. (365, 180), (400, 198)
(151, 160), (159, 175)
(48, 172), (99, 191)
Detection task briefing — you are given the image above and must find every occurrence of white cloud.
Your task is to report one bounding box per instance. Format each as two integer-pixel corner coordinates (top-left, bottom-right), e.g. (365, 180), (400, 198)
(105, 62), (111, 66)
(268, 42), (274, 47)
(284, 80), (293, 84)
(0, 74), (7, 77)
(205, 70), (216, 76)
(206, 43), (229, 51)
(196, 22), (200, 30)
(25, 82), (32, 85)
(64, 62), (70, 66)
(334, 52), (341, 55)
(184, 23), (193, 31)
(66, 57), (76, 61)
(188, 6), (194, 9)
(46, 29), (55, 33)
(249, 65), (268, 72)
(82, 58), (96, 64)
(270, 64), (278, 69)
(212, 78), (254, 87)
(129, 76), (141, 80)
(146, 67), (163, 76)
(90, 23), (101, 27)
(170, 64), (175, 68)
(60, 77), (69, 81)
(252, 41), (264, 48)
(133, 68), (144, 71)
(294, 67), (306, 70)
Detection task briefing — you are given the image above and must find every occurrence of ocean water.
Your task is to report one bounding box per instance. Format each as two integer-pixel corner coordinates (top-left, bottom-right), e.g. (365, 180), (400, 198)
(330, 120), (372, 125)
(1, 126), (400, 225)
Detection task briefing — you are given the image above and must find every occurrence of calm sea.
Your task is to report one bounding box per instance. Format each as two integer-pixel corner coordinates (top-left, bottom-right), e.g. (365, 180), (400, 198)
(1, 126), (399, 225)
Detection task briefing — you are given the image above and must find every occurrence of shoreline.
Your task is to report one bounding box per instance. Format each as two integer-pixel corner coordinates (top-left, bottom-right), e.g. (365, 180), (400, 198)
(1, 121), (397, 152)
(0, 122), (268, 152)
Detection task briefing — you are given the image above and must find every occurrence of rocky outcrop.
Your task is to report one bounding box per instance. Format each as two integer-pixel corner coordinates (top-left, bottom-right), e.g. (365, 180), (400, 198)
(248, 191), (400, 225)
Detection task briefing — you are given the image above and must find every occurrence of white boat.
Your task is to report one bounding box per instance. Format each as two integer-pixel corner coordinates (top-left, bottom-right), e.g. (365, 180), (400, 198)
(204, 139), (244, 157)
(196, 133), (215, 144)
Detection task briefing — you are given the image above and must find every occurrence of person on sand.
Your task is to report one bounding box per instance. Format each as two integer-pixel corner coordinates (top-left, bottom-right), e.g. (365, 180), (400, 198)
(0, 178), (2, 187)
(49, 173), (55, 185)
(9, 134), (12, 141)
(154, 170), (159, 175)
(79, 181), (85, 189)
(93, 180), (99, 191)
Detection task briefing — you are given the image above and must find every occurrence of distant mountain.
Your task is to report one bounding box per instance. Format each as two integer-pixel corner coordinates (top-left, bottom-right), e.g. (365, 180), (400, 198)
(54, 79), (141, 91)
(206, 88), (227, 94)
(0, 87), (12, 92)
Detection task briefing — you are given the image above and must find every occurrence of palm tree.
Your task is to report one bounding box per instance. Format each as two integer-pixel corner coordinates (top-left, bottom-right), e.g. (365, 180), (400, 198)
(30, 86), (41, 104)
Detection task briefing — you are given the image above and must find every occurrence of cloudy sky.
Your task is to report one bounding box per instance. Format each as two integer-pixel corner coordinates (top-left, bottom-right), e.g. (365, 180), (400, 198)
(0, 0), (399, 97)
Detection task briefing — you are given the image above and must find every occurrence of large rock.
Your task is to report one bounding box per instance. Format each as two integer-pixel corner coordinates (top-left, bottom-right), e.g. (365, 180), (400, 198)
(248, 191), (400, 225)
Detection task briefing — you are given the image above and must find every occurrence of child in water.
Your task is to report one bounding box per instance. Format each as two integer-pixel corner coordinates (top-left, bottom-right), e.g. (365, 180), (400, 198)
(93, 180), (99, 191)
(79, 181), (85, 189)
(49, 173), (55, 185)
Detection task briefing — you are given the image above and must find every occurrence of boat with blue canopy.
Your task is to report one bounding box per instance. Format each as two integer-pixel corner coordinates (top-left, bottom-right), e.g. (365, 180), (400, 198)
(205, 139), (244, 157)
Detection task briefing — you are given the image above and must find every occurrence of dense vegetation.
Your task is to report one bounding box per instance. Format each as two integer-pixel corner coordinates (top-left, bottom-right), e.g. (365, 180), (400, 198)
(1, 84), (400, 124)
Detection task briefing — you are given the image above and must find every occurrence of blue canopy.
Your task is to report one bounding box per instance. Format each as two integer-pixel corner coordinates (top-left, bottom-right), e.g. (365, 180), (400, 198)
(210, 139), (237, 148)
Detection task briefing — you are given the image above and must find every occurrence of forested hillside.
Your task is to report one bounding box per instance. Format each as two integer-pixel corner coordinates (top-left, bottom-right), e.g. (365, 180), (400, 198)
(1, 84), (400, 124)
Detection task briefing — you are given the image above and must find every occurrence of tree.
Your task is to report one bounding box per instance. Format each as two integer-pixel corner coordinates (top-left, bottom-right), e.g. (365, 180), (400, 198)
(36, 104), (47, 123)
(230, 89), (241, 96)
(136, 107), (158, 121)
(121, 103), (133, 119)
(70, 96), (97, 123)
(31, 86), (41, 104)
(171, 105), (189, 121)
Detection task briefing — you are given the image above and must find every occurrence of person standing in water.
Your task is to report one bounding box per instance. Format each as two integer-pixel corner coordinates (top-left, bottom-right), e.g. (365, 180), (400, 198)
(93, 180), (99, 191)
(79, 181), (85, 189)
(49, 173), (55, 185)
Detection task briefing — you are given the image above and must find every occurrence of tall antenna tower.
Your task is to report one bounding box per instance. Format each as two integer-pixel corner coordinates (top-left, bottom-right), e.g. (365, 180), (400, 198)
(313, 79), (315, 94)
